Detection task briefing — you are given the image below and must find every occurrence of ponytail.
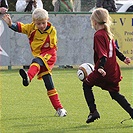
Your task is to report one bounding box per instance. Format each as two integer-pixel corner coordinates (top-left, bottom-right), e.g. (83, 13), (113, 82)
(104, 23), (114, 40)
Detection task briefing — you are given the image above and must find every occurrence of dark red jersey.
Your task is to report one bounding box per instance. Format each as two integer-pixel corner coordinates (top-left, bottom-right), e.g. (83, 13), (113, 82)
(94, 29), (121, 83)
(86, 29), (122, 92)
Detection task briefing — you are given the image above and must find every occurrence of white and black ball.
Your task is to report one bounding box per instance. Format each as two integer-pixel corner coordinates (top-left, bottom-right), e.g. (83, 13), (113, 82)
(77, 63), (94, 81)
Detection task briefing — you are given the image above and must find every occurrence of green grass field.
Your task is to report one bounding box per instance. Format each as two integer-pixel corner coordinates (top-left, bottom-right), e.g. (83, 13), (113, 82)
(0, 68), (133, 133)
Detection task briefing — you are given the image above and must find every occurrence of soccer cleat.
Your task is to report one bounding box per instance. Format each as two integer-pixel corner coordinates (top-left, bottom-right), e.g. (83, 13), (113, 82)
(19, 69), (30, 86)
(86, 110), (100, 124)
(56, 108), (67, 117)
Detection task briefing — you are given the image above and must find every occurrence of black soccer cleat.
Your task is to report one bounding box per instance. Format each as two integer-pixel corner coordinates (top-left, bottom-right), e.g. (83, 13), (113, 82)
(19, 69), (30, 86)
(86, 110), (100, 124)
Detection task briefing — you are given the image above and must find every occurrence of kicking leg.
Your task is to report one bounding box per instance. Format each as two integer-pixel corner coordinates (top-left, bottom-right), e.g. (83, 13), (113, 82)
(19, 57), (42, 86)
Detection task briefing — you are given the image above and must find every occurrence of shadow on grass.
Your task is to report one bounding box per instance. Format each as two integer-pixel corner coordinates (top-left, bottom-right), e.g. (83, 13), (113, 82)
(9, 117), (133, 133)
(26, 124), (133, 133)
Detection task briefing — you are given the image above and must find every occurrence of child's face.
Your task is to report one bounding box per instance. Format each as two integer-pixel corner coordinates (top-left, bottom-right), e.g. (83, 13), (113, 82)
(34, 19), (48, 32)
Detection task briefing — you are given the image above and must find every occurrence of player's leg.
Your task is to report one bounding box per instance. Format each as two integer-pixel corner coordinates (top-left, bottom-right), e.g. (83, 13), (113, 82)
(42, 74), (67, 117)
(19, 57), (42, 86)
(83, 82), (100, 123)
(109, 91), (133, 118)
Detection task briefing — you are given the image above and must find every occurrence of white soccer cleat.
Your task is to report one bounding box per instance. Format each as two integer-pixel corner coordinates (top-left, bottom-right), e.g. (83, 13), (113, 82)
(56, 108), (67, 117)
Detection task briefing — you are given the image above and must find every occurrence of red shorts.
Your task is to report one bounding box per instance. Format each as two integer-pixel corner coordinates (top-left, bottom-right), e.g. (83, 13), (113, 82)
(86, 70), (121, 92)
(37, 48), (57, 79)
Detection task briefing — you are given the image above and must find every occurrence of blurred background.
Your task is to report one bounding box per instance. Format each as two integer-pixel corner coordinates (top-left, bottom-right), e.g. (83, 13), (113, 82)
(8, 0), (96, 12)
(8, 0), (131, 12)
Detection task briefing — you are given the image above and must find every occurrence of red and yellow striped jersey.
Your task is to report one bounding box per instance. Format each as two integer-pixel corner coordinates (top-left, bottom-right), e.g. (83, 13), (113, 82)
(17, 22), (57, 57)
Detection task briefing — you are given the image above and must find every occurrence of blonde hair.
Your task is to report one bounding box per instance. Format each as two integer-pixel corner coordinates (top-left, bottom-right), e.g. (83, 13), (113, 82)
(90, 8), (113, 40)
(32, 8), (49, 22)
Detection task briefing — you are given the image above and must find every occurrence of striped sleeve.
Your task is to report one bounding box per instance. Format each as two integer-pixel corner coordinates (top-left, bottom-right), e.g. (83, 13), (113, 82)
(9, 22), (35, 37)
(9, 23), (19, 32)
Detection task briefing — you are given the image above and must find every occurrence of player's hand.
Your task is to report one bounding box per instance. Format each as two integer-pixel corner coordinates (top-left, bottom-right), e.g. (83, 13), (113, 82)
(124, 57), (131, 65)
(98, 68), (106, 77)
(2, 14), (12, 27)
(0, 7), (8, 14)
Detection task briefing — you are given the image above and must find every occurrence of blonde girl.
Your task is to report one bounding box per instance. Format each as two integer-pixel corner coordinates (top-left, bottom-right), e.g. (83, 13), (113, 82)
(82, 8), (133, 124)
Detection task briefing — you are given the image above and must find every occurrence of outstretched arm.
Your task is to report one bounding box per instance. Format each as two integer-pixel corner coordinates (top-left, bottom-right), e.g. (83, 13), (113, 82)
(116, 47), (131, 65)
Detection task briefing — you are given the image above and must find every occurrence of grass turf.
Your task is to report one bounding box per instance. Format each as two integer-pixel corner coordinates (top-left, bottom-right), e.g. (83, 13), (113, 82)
(0, 68), (133, 133)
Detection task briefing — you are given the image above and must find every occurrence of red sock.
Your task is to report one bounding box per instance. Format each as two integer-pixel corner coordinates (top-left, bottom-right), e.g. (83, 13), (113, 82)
(27, 63), (40, 81)
(47, 89), (63, 110)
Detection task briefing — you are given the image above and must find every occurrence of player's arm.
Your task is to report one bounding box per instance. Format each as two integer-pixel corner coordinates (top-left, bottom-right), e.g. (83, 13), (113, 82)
(116, 47), (126, 61)
(98, 56), (107, 69)
(9, 23), (19, 32)
(98, 56), (107, 77)
(116, 48), (131, 65)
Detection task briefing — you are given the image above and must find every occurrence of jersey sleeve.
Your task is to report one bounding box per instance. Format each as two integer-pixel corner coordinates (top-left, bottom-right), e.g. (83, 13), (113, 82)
(9, 22), (34, 36)
(116, 47), (126, 61)
(16, 22), (34, 36)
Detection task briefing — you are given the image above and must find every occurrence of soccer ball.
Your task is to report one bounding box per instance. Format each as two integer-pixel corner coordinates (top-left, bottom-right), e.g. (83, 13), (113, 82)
(77, 63), (94, 81)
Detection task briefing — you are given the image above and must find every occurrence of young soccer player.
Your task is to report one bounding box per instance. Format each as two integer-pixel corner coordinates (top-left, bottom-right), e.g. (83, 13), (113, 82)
(82, 8), (133, 124)
(2, 8), (67, 117)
